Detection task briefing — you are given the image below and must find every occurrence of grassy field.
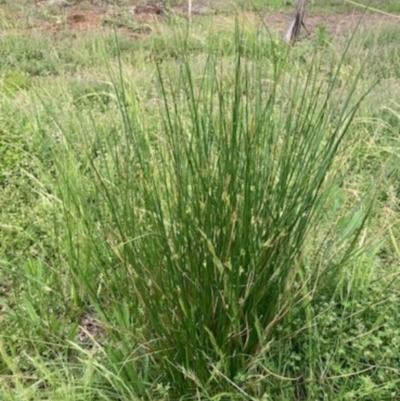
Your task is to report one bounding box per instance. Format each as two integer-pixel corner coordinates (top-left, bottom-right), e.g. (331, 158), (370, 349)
(1, 1), (400, 400)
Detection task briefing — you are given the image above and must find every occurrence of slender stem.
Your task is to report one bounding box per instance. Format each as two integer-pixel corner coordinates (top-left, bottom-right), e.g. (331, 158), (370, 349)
(188, 0), (192, 21)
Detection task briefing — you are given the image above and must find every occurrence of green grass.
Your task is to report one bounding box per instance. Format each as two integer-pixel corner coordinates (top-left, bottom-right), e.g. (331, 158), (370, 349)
(0, 3), (400, 401)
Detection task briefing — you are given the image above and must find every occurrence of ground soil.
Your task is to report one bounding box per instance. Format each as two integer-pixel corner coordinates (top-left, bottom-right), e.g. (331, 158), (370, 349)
(266, 10), (400, 38)
(4, 1), (400, 38)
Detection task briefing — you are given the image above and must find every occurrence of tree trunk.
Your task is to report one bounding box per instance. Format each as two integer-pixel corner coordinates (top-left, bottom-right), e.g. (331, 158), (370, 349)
(284, 0), (309, 44)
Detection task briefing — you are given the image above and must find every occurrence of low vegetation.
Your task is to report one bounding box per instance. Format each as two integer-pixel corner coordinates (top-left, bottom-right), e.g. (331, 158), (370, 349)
(0, 1), (400, 400)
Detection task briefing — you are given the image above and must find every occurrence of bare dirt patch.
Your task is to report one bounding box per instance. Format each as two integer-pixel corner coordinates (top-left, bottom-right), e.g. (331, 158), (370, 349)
(33, 1), (168, 34)
(264, 10), (400, 38)
(5, 1), (400, 39)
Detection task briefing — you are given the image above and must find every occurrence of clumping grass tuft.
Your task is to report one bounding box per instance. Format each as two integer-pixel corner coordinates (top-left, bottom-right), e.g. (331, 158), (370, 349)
(1, 5), (400, 400)
(48, 25), (376, 398)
